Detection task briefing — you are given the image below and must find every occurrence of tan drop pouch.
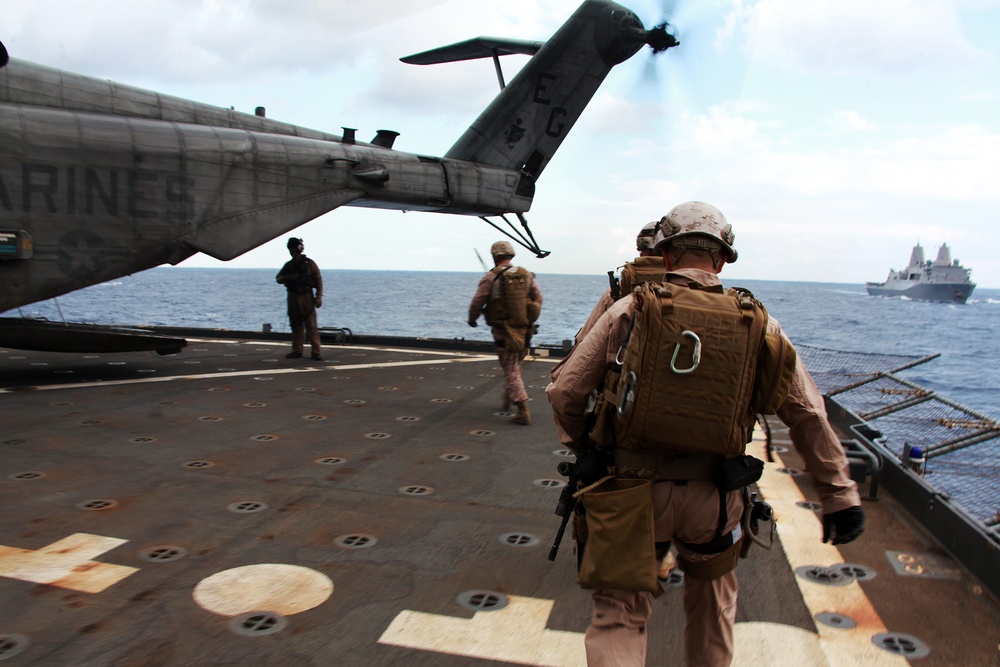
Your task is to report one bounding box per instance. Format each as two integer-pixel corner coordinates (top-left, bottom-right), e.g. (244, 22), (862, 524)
(575, 476), (660, 594)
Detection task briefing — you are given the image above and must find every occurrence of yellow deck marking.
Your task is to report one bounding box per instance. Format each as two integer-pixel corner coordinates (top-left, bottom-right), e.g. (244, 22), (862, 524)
(747, 433), (907, 666)
(379, 594), (585, 667)
(193, 564), (333, 617)
(0, 533), (138, 593)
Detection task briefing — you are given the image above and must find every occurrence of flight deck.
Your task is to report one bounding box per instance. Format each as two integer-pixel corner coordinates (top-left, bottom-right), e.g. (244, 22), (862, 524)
(1, 335), (998, 666)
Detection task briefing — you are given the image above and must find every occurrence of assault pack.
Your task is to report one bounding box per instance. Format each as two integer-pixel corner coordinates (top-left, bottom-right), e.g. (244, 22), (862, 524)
(593, 280), (797, 458)
(608, 256), (666, 301)
(484, 265), (541, 351)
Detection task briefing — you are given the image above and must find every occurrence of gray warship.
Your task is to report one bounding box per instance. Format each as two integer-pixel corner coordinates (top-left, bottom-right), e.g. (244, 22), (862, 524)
(866, 243), (976, 303)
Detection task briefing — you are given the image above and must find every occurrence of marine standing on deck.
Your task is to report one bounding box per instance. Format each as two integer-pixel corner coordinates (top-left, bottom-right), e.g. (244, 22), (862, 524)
(276, 237), (323, 361)
(468, 241), (543, 425)
(546, 202), (865, 667)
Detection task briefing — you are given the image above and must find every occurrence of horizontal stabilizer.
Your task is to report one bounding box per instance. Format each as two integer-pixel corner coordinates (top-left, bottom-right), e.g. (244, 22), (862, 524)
(401, 37), (544, 65)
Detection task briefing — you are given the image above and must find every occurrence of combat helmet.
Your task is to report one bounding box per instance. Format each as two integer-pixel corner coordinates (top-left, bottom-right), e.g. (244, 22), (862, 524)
(636, 220), (659, 252)
(653, 201), (737, 263)
(491, 241), (515, 259)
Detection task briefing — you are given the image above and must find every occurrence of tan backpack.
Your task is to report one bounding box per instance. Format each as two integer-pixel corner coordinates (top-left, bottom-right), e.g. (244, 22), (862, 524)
(484, 266), (541, 352)
(599, 281), (796, 457)
(609, 256), (666, 301)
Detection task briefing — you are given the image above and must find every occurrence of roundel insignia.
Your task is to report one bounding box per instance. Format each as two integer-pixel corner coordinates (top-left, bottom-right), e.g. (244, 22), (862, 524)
(57, 229), (109, 278)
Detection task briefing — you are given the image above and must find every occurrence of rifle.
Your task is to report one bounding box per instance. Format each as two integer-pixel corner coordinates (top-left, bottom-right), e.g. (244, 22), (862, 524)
(548, 460), (580, 561)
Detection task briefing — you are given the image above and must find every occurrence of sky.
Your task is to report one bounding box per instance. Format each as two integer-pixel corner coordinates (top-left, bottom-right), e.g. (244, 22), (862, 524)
(6, 0), (1000, 287)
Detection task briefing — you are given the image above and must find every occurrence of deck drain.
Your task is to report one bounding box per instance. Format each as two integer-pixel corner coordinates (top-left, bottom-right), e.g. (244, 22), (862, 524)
(840, 563), (876, 581)
(250, 435), (277, 442)
(334, 534), (377, 549)
(872, 633), (930, 658)
(478, 373), (497, 378)
(499, 533), (539, 547)
(378, 386), (398, 391)
(140, 545), (189, 563)
(0, 634), (29, 660)
(183, 461), (215, 469)
(253, 377), (273, 381)
(344, 399), (366, 405)
(365, 432), (391, 439)
(456, 385), (474, 390)
(183, 361), (201, 365)
(303, 415), (327, 421)
(400, 485), (433, 496)
(8, 471), (45, 480)
(198, 416), (223, 422)
(53, 369), (73, 374)
(777, 467), (804, 476)
(80, 420), (100, 425)
(207, 387), (230, 392)
(795, 565), (854, 587)
(315, 457), (346, 465)
(441, 453), (469, 462)
(770, 445), (789, 453)
(331, 375), (351, 380)
(659, 571), (685, 587)
(228, 501), (268, 513)
(431, 398), (452, 403)
(77, 499), (118, 511)
(534, 479), (566, 489)
(471, 430), (495, 437)
(296, 387), (315, 392)
(130, 437), (156, 443)
(3, 438), (27, 445)
(137, 369), (157, 374)
(243, 402), (266, 408)
(407, 375), (424, 380)
(457, 590), (509, 612)
(553, 449), (574, 458)
(816, 612), (856, 629)
(493, 411), (514, 417)
(796, 501), (823, 511)
(228, 611), (287, 636)
(396, 416), (420, 422)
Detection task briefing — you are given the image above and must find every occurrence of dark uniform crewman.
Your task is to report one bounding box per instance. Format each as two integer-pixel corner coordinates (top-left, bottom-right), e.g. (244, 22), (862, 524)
(546, 202), (865, 666)
(276, 237), (323, 361)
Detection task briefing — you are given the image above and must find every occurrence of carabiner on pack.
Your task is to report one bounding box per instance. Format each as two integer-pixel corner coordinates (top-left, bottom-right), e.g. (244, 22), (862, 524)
(617, 370), (637, 416)
(670, 330), (701, 374)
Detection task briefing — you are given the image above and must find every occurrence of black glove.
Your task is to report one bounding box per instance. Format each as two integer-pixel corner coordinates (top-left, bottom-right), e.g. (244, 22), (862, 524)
(576, 448), (610, 486)
(822, 506), (865, 545)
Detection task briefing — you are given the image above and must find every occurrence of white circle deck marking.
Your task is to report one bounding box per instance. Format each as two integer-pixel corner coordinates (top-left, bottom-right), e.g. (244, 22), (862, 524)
(193, 564), (332, 617)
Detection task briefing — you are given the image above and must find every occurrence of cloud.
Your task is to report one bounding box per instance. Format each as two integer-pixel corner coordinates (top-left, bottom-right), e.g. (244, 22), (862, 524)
(741, 0), (992, 74)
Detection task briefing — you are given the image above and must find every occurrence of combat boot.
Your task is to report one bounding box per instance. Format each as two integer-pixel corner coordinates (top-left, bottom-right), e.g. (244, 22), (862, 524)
(511, 401), (531, 425)
(502, 391), (511, 411)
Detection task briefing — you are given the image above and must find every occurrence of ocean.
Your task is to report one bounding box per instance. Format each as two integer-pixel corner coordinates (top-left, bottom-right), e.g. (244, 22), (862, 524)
(10, 266), (1000, 418)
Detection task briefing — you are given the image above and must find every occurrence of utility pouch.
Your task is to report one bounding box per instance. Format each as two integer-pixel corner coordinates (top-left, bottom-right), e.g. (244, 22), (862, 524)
(713, 455), (765, 492)
(575, 476), (660, 594)
(503, 324), (528, 353)
(750, 331), (797, 415)
(587, 371), (619, 449)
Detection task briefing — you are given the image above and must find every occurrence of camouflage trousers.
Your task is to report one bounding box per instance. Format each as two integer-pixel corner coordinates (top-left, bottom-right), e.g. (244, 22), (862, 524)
(585, 481), (744, 667)
(496, 342), (528, 404)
